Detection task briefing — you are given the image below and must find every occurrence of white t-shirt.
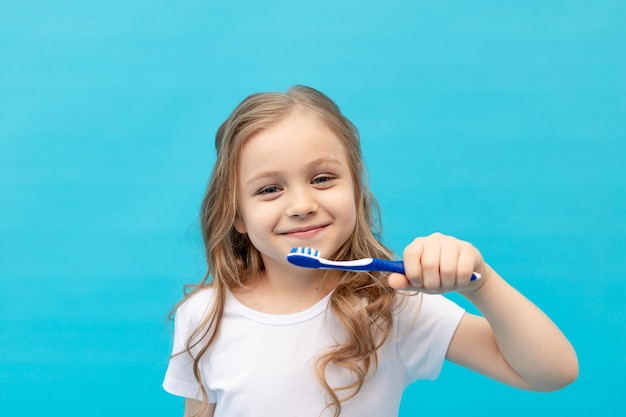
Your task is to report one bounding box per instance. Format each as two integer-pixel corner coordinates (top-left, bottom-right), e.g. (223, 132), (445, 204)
(163, 288), (464, 417)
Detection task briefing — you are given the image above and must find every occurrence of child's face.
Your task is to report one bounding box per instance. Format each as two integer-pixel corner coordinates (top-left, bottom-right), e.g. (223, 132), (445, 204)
(235, 112), (357, 273)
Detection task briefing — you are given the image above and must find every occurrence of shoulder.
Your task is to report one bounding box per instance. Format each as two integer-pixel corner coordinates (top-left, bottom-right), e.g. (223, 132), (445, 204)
(391, 293), (465, 381)
(179, 286), (215, 312)
(393, 292), (465, 334)
(394, 291), (463, 313)
(174, 287), (217, 331)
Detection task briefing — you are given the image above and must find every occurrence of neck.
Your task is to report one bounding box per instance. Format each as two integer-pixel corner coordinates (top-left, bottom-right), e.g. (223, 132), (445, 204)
(232, 261), (340, 314)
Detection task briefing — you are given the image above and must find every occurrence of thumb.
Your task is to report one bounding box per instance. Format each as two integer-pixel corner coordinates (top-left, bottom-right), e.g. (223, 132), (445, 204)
(388, 272), (418, 290)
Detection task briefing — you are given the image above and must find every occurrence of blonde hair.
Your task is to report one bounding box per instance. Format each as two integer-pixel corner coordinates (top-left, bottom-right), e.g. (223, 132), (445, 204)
(176, 85), (398, 417)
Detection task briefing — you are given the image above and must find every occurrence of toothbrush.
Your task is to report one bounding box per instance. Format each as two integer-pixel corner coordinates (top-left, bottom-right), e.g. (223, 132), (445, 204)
(287, 247), (481, 281)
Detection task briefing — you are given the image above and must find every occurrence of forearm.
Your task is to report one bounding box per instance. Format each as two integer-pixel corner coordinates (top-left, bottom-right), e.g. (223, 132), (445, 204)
(462, 264), (578, 390)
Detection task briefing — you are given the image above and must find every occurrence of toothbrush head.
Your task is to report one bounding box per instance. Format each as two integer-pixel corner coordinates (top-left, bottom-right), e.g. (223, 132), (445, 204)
(287, 247), (323, 269)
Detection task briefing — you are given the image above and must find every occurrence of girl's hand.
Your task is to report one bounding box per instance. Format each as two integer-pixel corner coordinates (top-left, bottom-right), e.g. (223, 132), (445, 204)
(387, 232), (486, 294)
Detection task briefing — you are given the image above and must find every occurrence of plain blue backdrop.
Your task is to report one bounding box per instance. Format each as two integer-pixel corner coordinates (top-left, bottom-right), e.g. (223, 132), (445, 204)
(1, 1), (624, 415)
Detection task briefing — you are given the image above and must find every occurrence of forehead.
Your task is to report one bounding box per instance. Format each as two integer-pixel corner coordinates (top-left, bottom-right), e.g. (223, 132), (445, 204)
(238, 113), (350, 176)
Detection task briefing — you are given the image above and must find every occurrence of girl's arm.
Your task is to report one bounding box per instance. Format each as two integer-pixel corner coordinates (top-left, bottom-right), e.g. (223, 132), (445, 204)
(446, 264), (578, 390)
(388, 233), (578, 391)
(184, 399), (216, 417)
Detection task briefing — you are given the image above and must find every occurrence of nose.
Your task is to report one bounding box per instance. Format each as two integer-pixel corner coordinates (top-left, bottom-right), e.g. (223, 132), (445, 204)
(285, 187), (318, 218)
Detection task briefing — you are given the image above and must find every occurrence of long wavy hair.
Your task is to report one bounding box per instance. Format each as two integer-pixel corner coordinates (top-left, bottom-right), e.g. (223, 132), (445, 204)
(176, 85), (399, 417)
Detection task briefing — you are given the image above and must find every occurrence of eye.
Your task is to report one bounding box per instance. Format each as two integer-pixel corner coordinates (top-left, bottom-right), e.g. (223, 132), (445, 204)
(312, 175), (335, 186)
(257, 185), (282, 195)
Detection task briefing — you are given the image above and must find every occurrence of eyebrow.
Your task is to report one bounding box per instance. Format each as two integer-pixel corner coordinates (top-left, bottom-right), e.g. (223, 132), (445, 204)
(244, 156), (344, 187)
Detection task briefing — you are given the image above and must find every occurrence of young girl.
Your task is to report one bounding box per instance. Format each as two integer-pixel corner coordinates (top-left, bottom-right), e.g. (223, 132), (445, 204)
(163, 85), (578, 417)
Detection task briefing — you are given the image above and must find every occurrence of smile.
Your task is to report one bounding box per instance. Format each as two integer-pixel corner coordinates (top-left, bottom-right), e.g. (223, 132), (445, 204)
(280, 225), (328, 239)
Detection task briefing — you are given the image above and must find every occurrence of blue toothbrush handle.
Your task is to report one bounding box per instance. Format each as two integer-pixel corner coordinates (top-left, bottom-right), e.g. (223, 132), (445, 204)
(370, 258), (406, 274)
(371, 258), (480, 281)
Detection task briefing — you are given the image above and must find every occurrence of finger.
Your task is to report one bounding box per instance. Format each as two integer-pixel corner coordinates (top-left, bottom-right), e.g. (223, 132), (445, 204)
(388, 273), (429, 292)
(420, 239), (441, 291)
(387, 272), (411, 290)
(403, 238), (425, 288)
(457, 243), (481, 284)
(439, 242), (459, 291)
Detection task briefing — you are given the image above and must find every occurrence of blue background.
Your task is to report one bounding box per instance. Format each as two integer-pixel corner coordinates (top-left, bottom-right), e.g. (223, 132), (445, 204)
(1, 1), (624, 415)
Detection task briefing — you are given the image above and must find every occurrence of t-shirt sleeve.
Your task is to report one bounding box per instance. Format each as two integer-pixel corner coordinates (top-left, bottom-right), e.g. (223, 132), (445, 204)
(394, 293), (465, 383)
(162, 290), (217, 402)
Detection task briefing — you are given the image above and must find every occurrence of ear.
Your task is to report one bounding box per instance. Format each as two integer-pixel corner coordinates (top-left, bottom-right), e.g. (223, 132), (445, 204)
(234, 216), (247, 234)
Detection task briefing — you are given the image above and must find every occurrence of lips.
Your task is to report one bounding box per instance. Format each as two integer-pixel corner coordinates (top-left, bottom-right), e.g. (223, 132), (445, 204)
(280, 224), (328, 238)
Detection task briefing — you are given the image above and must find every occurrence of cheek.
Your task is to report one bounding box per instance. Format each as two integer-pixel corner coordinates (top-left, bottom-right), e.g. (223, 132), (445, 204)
(334, 193), (358, 228)
(344, 190), (363, 241)
(347, 201), (358, 230)
(235, 200), (274, 235)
